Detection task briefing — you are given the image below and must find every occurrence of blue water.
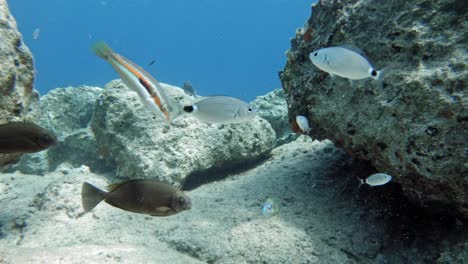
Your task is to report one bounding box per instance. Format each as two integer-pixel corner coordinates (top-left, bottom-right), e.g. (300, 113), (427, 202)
(9, 0), (313, 101)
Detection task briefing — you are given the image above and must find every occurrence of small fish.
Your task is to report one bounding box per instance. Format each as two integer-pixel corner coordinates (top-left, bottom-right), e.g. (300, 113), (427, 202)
(261, 198), (279, 217)
(309, 45), (386, 87)
(148, 60), (156, 66)
(182, 81), (198, 97)
(0, 122), (57, 154)
(32, 28), (40, 40)
(360, 173), (392, 187)
(82, 180), (192, 217)
(183, 96), (257, 124)
(92, 41), (181, 122)
(295, 115), (311, 136)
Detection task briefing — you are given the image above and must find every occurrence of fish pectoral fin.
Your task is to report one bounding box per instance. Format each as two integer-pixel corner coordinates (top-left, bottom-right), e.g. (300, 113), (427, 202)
(234, 105), (241, 118)
(150, 206), (176, 217)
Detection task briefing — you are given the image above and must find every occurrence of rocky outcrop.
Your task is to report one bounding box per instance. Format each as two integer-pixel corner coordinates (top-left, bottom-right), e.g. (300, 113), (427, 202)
(251, 89), (294, 144)
(0, 0), (39, 166)
(91, 80), (276, 185)
(280, 0), (467, 217)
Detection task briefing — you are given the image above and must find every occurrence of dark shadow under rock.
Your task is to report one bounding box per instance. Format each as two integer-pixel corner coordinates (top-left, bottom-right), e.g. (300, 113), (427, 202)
(181, 154), (271, 191)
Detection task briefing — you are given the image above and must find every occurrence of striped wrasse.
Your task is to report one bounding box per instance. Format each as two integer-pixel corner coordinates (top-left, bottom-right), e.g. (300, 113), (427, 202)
(92, 41), (181, 122)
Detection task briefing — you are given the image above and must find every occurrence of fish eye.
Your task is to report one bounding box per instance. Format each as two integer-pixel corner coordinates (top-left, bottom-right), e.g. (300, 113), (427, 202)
(248, 107), (252, 112)
(371, 70), (377, 76)
(178, 197), (185, 204)
(314, 52), (318, 56)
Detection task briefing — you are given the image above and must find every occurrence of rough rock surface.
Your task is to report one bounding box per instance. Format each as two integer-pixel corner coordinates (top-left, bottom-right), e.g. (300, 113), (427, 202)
(251, 89), (292, 141)
(0, 140), (465, 264)
(91, 80), (276, 184)
(36, 86), (102, 138)
(280, 0), (467, 217)
(3, 86), (108, 174)
(0, 0), (39, 166)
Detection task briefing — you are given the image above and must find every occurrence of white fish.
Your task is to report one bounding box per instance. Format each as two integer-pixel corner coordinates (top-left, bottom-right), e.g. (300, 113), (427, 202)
(295, 115), (311, 136)
(92, 41), (181, 122)
(32, 28), (40, 40)
(183, 96), (257, 124)
(309, 45), (386, 87)
(360, 173), (392, 187)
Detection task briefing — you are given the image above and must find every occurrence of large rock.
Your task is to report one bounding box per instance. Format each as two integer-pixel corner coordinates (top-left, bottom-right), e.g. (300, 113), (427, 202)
(251, 89), (293, 143)
(0, 0), (39, 166)
(91, 80), (276, 184)
(280, 0), (467, 217)
(36, 86), (102, 137)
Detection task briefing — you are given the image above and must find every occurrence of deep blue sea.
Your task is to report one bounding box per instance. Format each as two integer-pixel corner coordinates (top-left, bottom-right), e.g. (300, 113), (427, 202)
(9, 0), (314, 101)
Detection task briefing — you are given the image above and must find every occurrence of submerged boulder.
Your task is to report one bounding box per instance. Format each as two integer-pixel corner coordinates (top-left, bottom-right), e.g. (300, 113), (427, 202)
(0, 0), (39, 166)
(91, 80), (276, 185)
(280, 0), (467, 217)
(251, 89), (294, 144)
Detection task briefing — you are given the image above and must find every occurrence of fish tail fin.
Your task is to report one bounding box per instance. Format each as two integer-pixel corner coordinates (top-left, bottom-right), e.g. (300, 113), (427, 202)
(92, 41), (113, 60)
(374, 67), (389, 89)
(82, 182), (107, 213)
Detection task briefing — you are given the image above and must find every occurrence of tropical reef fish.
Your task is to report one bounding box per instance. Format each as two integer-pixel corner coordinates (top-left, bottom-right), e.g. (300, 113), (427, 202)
(309, 45), (385, 87)
(0, 122), (57, 154)
(92, 41), (181, 122)
(360, 173), (392, 187)
(82, 180), (192, 217)
(183, 96), (257, 124)
(295, 115), (311, 136)
(262, 198), (279, 217)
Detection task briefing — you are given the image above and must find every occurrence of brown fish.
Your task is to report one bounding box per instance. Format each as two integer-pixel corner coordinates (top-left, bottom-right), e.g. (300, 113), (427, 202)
(0, 122), (57, 154)
(82, 180), (192, 217)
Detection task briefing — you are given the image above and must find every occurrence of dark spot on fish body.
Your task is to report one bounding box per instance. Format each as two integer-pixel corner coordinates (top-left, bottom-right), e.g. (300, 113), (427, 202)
(183, 105), (194, 113)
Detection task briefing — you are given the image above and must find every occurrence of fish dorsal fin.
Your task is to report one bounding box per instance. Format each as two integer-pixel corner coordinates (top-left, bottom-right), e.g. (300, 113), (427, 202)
(339, 44), (366, 57)
(106, 182), (126, 192)
(339, 44), (374, 65)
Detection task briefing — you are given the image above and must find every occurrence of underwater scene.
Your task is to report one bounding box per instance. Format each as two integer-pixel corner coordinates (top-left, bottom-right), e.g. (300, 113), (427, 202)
(0, 0), (466, 263)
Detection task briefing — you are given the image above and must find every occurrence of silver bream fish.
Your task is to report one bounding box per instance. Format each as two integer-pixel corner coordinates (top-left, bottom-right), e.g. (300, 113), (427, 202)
(360, 173), (392, 187)
(295, 115), (311, 136)
(309, 46), (385, 87)
(183, 96), (257, 124)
